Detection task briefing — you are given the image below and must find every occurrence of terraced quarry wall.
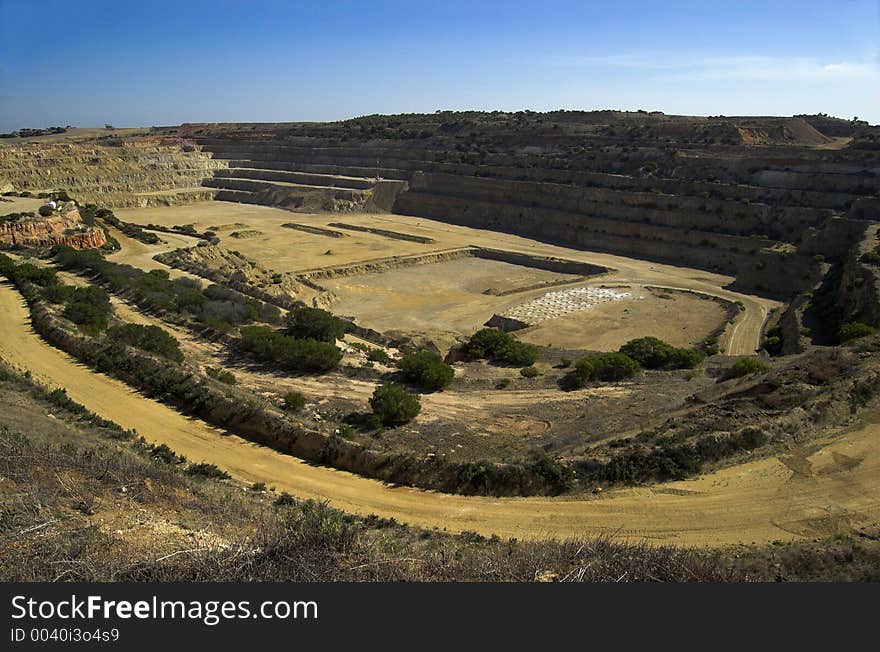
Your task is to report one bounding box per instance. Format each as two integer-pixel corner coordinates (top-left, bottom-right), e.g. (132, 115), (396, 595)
(0, 135), (224, 207)
(183, 113), (880, 298)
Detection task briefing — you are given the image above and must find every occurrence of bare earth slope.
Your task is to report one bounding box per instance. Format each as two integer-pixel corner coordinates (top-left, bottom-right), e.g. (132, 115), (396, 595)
(2, 281), (877, 546)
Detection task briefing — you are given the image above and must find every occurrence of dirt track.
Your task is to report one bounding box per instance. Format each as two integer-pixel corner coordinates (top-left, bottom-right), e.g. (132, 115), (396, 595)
(2, 281), (876, 547)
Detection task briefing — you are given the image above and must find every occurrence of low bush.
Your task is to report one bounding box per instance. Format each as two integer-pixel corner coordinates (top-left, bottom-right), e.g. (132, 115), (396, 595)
(282, 391), (306, 413)
(859, 251), (880, 266)
(398, 350), (454, 391)
(274, 492), (297, 506)
(107, 323), (184, 363)
(619, 336), (704, 370)
(150, 443), (185, 465)
(520, 366), (541, 378)
(285, 305), (348, 343)
(185, 462), (230, 479)
(564, 353), (639, 389)
(762, 327), (784, 356)
(366, 348), (391, 364)
(63, 301), (109, 335)
(838, 321), (876, 343)
(723, 357), (769, 379)
(369, 382), (421, 426)
(240, 326), (342, 373)
(205, 366), (236, 385)
(462, 328), (539, 366)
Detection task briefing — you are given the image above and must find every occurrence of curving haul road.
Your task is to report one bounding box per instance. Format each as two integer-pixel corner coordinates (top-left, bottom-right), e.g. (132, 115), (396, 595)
(2, 281), (877, 548)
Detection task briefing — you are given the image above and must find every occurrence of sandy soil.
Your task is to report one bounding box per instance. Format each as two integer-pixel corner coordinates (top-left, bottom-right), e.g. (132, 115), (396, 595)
(326, 257), (581, 335)
(2, 280), (876, 547)
(105, 225), (204, 280)
(519, 287), (727, 350)
(0, 196), (45, 214)
(116, 201), (779, 354)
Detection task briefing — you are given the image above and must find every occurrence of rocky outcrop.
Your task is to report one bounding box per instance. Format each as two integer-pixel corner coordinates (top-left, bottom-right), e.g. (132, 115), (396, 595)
(0, 204), (105, 249)
(154, 244), (305, 306)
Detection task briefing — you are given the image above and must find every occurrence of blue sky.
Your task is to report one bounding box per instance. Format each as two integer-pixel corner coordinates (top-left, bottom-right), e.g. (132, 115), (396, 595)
(1, 0), (877, 130)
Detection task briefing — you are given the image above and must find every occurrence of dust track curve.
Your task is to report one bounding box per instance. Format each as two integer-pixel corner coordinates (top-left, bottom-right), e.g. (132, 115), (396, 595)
(1, 282), (877, 547)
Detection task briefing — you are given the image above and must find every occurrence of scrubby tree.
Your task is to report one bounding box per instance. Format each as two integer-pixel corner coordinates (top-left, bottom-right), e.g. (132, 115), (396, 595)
(619, 336), (704, 370)
(369, 382), (421, 426)
(285, 305), (349, 343)
(462, 328), (539, 366)
(564, 352), (640, 389)
(107, 323), (184, 363)
(398, 350), (454, 391)
(240, 326), (342, 372)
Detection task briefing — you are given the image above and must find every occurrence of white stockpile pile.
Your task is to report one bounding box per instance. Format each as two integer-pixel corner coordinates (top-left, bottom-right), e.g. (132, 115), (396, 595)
(502, 286), (640, 325)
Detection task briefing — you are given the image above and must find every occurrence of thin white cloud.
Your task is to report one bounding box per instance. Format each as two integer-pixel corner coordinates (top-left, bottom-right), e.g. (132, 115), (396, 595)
(543, 52), (879, 83)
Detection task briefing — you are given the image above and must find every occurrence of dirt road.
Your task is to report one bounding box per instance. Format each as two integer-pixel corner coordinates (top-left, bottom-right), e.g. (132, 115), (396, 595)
(2, 281), (876, 547)
(106, 226), (202, 280)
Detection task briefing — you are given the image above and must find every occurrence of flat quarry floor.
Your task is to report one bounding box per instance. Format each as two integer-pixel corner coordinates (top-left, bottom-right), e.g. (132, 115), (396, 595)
(518, 287), (727, 350)
(324, 257), (581, 335)
(117, 200), (780, 354)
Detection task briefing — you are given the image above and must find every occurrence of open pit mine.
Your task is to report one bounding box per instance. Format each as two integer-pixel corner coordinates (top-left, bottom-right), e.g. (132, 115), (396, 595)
(1, 112), (879, 581)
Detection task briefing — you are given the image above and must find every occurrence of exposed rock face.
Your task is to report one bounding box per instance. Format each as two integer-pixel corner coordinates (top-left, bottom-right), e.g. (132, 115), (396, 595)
(183, 112), (879, 298)
(0, 136), (224, 208)
(0, 204), (106, 249)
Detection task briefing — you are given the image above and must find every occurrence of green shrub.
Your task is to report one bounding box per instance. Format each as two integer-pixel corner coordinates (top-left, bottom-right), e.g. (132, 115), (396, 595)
(51, 246), (282, 331)
(62, 301), (108, 335)
(274, 491), (297, 506)
(462, 328), (538, 366)
(619, 336), (704, 369)
(205, 366), (236, 385)
(11, 262), (58, 286)
(240, 326), (342, 373)
(285, 305), (348, 343)
(398, 350), (454, 391)
(107, 323), (184, 363)
(520, 366), (541, 378)
(41, 284), (75, 304)
(282, 391), (306, 412)
(185, 462), (230, 479)
(559, 357), (572, 368)
(366, 348), (391, 364)
(859, 251), (880, 265)
(150, 443), (184, 465)
(369, 382), (421, 426)
(723, 357), (769, 379)
(496, 378), (511, 389)
(565, 353), (639, 389)
(838, 322), (876, 343)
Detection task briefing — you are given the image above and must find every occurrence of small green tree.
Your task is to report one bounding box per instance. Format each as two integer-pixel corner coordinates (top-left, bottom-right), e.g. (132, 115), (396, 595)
(398, 350), (454, 391)
(565, 352), (639, 389)
(369, 382), (421, 426)
(285, 305), (348, 342)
